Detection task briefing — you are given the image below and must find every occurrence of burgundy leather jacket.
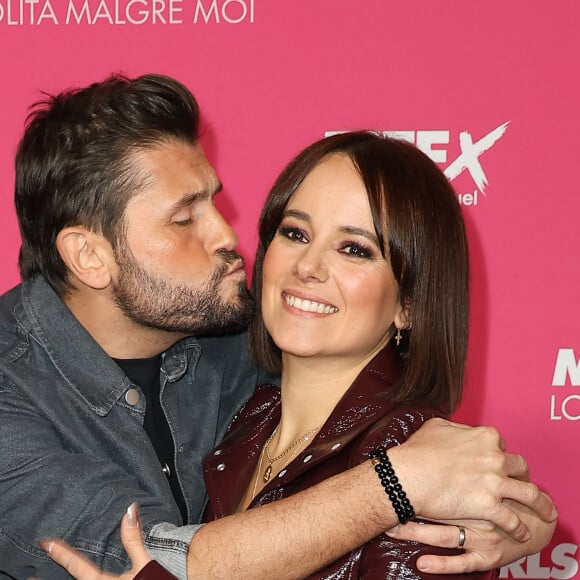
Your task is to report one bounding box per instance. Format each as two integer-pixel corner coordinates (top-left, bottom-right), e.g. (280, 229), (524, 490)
(203, 344), (498, 579)
(134, 560), (176, 579)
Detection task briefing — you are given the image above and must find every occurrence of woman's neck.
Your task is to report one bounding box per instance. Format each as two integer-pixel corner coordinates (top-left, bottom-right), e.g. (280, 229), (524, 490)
(271, 350), (379, 455)
(235, 346), (387, 512)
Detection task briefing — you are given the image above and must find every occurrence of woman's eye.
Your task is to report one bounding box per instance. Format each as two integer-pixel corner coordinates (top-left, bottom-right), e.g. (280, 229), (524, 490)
(341, 243), (372, 258)
(278, 226), (308, 243)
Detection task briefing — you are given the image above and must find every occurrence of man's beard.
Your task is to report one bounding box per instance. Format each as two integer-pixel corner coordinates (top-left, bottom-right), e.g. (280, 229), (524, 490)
(112, 246), (254, 336)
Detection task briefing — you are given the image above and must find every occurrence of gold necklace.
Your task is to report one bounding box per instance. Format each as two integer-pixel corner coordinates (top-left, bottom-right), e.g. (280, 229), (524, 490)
(262, 425), (319, 483)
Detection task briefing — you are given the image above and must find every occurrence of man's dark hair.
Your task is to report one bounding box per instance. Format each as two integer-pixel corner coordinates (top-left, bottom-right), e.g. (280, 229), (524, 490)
(15, 73), (200, 296)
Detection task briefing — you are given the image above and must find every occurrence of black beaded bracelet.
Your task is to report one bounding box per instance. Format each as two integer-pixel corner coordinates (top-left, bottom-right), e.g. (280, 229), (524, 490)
(370, 446), (415, 524)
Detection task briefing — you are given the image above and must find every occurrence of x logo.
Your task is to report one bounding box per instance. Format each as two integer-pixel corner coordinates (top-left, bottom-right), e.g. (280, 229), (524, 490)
(444, 121), (509, 193)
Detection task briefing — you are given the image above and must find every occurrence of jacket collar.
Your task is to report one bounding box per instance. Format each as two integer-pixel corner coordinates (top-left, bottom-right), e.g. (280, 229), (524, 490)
(17, 276), (200, 416)
(207, 344), (405, 514)
(297, 344), (403, 460)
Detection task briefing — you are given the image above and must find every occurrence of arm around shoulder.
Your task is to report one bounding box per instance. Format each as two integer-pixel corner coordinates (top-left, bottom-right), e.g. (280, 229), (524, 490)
(186, 460), (397, 579)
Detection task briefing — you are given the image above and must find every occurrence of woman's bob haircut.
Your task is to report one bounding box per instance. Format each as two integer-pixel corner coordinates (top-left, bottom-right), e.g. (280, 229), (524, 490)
(250, 131), (469, 414)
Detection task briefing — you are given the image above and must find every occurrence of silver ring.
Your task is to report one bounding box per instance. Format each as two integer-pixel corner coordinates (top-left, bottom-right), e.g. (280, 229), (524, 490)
(458, 526), (466, 548)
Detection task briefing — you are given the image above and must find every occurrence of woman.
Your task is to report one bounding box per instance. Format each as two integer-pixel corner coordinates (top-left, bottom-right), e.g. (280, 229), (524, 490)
(44, 132), (547, 577)
(201, 131), (484, 578)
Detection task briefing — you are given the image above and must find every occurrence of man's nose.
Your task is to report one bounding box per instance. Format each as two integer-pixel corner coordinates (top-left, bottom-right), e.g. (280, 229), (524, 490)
(206, 207), (239, 253)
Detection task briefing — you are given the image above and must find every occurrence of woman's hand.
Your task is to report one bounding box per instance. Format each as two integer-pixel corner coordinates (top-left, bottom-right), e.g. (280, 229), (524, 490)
(385, 497), (557, 574)
(41, 503), (152, 580)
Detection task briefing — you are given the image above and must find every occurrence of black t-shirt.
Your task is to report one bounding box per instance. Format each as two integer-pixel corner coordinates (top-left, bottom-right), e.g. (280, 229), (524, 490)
(114, 355), (187, 522)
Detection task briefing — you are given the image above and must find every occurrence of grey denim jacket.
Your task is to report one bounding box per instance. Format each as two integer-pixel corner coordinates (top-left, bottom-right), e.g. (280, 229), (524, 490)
(0, 277), (261, 579)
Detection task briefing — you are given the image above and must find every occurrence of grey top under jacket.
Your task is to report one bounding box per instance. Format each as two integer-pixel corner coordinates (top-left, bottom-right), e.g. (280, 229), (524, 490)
(0, 276), (265, 579)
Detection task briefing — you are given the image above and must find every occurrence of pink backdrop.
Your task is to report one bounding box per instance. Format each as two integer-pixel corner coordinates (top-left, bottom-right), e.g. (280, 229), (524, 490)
(0, 2), (578, 577)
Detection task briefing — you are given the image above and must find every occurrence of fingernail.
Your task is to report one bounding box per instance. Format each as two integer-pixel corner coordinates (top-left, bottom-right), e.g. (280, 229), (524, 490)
(417, 558), (431, 571)
(551, 508), (559, 520)
(127, 503), (139, 528)
(40, 540), (53, 555)
(385, 525), (399, 536)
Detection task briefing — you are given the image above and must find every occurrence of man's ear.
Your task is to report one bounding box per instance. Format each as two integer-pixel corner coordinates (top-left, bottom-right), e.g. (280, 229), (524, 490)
(56, 226), (115, 290)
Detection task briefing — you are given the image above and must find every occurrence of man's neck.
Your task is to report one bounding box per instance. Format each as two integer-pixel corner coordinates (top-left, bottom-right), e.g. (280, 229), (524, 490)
(63, 287), (186, 358)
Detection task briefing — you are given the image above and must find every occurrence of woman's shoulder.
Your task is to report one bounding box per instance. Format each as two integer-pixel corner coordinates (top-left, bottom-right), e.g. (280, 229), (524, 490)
(358, 405), (445, 453)
(225, 382), (281, 434)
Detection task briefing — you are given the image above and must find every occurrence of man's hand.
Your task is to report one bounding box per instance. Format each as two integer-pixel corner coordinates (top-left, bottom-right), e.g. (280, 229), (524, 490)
(41, 504), (152, 580)
(388, 419), (558, 541)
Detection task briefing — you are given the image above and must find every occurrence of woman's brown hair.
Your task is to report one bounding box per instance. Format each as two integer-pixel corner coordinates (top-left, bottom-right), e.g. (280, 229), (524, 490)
(250, 131), (469, 413)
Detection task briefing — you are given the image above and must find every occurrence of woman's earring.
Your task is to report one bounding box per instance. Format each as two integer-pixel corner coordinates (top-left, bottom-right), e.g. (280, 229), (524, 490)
(394, 327), (410, 359)
(395, 328), (402, 346)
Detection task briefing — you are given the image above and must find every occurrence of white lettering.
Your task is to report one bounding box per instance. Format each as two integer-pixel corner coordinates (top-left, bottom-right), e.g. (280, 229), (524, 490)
(114, 0), (126, 23)
(500, 545), (578, 578)
(127, 0), (147, 24)
(222, 0), (246, 23)
(66, 0), (91, 24)
(8, 0), (21, 24)
(0, 0), (57, 24)
(37, 0), (57, 23)
(524, 552), (554, 578)
(444, 122), (509, 193)
(552, 543), (579, 579)
(194, 0), (219, 22)
(25, 0), (39, 23)
(458, 190), (478, 206)
(325, 124), (508, 197)
(193, 0), (253, 23)
(93, 0), (113, 23)
(416, 130), (449, 163)
(552, 348), (580, 386)
(65, 0), (182, 24)
(551, 394), (580, 421)
(162, 0), (181, 23)
(500, 555), (532, 578)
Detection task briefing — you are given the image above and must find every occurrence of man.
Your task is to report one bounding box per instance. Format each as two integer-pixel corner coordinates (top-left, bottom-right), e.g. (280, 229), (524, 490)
(0, 74), (555, 580)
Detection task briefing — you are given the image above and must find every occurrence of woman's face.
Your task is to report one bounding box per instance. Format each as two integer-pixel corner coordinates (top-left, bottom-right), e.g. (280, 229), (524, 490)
(261, 153), (405, 366)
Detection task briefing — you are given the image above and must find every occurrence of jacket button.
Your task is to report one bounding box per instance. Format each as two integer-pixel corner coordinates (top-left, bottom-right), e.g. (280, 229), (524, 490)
(162, 463), (171, 478)
(125, 389), (140, 406)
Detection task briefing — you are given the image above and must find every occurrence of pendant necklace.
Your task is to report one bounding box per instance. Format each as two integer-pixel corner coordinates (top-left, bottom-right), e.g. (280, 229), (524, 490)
(262, 424), (320, 483)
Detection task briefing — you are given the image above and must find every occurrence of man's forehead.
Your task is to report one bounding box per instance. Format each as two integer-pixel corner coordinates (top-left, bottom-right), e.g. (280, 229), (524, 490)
(127, 139), (221, 199)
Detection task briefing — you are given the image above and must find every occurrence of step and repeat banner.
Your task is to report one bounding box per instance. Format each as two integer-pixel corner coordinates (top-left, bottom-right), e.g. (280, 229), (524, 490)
(0, 1), (578, 577)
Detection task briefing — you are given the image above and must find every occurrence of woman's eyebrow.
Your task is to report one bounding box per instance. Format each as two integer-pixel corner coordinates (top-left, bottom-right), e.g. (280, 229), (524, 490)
(282, 208), (310, 222)
(282, 209), (379, 245)
(339, 225), (380, 245)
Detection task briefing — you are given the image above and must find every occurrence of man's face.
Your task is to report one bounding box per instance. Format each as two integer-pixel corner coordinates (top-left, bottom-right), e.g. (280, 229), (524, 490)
(111, 139), (253, 336)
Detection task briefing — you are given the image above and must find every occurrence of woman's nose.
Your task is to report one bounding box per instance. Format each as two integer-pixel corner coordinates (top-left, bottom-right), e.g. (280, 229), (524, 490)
(293, 246), (328, 283)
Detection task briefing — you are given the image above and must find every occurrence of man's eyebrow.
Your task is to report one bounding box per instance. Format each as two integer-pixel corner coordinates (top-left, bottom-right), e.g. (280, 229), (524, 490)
(171, 183), (223, 211)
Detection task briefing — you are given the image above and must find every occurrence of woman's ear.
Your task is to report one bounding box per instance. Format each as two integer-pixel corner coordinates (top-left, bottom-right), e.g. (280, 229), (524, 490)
(394, 300), (412, 330)
(56, 226), (115, 290)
